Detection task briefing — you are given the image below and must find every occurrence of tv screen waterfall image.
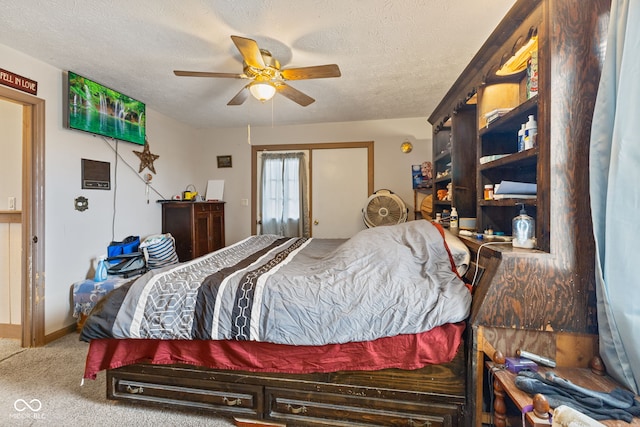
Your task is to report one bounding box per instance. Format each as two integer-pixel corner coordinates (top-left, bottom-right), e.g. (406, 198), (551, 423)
(67, 71), (146, 145)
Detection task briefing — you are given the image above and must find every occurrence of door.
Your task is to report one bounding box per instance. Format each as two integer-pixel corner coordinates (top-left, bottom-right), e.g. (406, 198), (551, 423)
(0, 99), (22, 339)
(311, 148), (368, 238)
(252, 142), (373, 239)
(0, 87), (45, 347)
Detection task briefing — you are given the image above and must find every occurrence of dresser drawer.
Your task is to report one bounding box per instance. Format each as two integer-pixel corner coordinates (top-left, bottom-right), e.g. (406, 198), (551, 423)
(108, 369), (262, 418)
(194, 202), (224, 212)
(265, 387), (461, 426)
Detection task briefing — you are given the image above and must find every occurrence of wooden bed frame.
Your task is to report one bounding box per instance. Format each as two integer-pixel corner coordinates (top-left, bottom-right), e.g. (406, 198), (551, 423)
(99, 233), (487, 427)
(106, 343), (467, 426)
(103, 253), (485, 427)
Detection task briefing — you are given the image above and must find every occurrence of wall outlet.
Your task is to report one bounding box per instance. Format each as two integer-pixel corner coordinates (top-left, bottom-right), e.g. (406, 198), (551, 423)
(8, 197), (16, 210)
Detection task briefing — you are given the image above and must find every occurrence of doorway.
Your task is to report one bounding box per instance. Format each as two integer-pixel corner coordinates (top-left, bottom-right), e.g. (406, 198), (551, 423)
(251, 141), (373, 238)
(0, 86), (45, 347)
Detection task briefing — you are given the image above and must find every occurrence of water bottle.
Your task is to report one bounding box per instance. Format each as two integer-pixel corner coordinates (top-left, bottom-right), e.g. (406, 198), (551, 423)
(94, 256), (107, 282)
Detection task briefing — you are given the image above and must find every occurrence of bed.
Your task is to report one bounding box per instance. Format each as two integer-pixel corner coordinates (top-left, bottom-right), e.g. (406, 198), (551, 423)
(80, 220), (474, 426)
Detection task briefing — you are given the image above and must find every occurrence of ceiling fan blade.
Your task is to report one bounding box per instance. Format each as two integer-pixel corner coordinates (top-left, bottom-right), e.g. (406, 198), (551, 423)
(280, 64), (341, 80)
(276, 83), (315, 107)
(227, 85), (250, 106)
(174, 70), (242, 78)
(231, 35), (266, 69)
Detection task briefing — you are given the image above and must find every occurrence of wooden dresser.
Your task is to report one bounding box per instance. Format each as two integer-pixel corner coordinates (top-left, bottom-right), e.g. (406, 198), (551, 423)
(161, 201), (225, 262)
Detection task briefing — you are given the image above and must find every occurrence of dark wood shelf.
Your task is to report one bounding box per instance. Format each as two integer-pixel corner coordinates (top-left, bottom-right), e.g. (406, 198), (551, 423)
(478, 198), (536, 207)
(433, 149), (451, 162)
(433, 176), (452, 184)
(479, 148), (538, 171)
(479, 95), (538, 137)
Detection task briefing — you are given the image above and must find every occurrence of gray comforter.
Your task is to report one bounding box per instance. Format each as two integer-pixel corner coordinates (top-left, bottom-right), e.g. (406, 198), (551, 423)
(80, 220), (471, 345)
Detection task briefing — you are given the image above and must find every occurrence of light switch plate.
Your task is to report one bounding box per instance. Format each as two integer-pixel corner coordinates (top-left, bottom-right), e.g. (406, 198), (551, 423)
(8, 197), (16, 210)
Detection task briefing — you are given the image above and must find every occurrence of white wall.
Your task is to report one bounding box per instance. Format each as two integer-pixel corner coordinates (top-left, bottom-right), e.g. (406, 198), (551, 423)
(196, 118), (432, 244)
(1, 43), (204, 334)
(1, 41), (433, 335)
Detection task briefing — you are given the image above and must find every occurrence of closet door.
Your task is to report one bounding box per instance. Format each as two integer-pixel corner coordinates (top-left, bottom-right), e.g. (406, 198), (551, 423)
(311, 148), (368, 238)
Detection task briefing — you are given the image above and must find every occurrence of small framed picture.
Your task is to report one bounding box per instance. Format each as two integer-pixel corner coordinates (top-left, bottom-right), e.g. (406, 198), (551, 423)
(217, 155), (232, 168)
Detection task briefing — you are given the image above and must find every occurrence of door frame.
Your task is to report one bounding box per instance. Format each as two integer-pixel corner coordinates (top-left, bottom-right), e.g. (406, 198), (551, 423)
(251, 141), (374, 236)
(0, 86), (46, 347)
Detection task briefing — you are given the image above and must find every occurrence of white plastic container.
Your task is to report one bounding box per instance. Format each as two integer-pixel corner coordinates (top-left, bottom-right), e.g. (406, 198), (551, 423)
(449, 207), (459, 229)
(524, 115), (537, 150)
(518, 123), (526, 152)
(94, 255), (107, 282)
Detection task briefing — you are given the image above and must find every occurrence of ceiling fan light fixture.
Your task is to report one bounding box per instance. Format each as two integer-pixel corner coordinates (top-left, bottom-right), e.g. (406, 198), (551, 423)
(249, 82), (276, 102)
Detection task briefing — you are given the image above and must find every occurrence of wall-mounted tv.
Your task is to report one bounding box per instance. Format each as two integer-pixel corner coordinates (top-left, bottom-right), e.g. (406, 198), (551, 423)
(67, 71), (146, 145)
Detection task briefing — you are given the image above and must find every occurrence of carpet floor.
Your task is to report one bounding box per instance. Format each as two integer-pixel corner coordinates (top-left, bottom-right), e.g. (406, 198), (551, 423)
(0, 334), (236, 426)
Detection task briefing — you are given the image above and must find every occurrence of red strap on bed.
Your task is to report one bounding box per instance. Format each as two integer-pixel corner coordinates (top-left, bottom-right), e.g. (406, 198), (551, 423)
(430, 221), (472, 292)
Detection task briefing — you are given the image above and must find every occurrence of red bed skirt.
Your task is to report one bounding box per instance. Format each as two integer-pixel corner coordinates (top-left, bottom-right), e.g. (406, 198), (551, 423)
(83, 322), (465, 379)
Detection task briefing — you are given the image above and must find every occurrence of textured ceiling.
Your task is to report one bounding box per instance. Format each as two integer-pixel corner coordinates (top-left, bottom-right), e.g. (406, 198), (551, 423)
(0, 0), (516, 129)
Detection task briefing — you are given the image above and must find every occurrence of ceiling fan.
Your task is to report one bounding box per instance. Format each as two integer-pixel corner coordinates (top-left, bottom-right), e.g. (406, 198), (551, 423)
(174, 35), (341, 107)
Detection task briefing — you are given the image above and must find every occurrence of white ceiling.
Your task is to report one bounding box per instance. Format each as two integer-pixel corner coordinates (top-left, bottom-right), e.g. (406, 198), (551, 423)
(0, 0), (516, 129)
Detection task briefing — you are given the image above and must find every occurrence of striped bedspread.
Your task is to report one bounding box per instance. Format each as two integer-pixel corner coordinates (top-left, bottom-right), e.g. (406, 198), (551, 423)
(80, 220), (471, 346)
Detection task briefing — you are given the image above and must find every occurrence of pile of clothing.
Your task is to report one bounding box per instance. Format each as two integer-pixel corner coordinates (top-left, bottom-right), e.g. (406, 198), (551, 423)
(516, 370), (640, 422)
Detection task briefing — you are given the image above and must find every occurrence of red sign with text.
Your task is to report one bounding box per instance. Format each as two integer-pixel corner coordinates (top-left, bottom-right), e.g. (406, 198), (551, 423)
(0, 68), (38, 95)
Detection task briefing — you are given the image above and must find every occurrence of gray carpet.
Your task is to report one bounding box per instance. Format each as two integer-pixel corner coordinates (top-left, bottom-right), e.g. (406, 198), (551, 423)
(0, 334), (236, 426)
(0, 338), (24, 361)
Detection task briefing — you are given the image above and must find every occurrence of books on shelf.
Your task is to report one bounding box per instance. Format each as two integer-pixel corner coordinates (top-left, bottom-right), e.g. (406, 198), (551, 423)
(480, 154), (510, 164)
(493, 194), (536, 200)
(483, 108), (514, 125)
(493, 180), (536, 199)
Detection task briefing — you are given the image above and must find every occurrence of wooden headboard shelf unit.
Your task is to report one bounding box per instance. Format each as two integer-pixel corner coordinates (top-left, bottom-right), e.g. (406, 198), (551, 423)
(429, 0), (610, 423)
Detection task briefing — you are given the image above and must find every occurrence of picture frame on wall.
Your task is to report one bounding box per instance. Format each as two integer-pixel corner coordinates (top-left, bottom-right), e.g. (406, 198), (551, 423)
(217, 155), (232, 168)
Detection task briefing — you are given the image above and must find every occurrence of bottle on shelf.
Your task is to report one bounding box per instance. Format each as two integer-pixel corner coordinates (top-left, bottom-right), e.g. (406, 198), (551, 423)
(450, 207), (459, 229)
(512, 204), (535, 249)
(524, 115), (537, 150)
(484, 184), (494, 200)
(518, 123), (526, 152)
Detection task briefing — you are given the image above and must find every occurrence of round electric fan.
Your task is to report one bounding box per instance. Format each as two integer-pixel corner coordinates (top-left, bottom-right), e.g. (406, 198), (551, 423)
(362, 189), (408, 228)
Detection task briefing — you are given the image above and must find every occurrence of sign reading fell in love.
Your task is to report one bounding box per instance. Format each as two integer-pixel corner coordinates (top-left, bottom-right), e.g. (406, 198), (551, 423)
(0, 68), (38, 95)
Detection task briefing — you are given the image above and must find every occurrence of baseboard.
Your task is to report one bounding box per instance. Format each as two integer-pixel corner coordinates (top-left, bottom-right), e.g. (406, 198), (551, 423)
(0, 323), (22, 339)
(44, 323), (77, 344)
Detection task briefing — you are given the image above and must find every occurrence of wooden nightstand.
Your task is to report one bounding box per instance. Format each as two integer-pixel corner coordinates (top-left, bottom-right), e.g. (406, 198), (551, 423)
(486, 360), (640, 427)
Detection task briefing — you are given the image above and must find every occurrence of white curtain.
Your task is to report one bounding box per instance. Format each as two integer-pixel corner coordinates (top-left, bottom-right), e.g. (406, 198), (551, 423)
(260, 152), (310, 237)
(589, 0), (640, 393)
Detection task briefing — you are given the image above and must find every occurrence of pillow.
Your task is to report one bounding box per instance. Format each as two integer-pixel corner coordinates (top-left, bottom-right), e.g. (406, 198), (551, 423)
(442, 228), (470, 276)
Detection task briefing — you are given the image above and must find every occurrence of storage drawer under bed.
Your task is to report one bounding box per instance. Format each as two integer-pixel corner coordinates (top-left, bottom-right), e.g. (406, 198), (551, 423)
(265, 387), (462, 427)
(107, 368), (263, 418)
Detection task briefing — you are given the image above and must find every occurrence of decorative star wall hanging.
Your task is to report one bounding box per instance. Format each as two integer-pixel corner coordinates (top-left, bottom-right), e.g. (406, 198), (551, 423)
(133, 139), (160, 174)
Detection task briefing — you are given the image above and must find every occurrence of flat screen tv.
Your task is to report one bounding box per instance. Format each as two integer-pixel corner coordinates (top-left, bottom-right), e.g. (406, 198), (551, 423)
(67, 71), (146, 145)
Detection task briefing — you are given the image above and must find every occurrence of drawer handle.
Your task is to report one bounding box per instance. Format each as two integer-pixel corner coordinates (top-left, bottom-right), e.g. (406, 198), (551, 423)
(286, 404), (308, 414)
(222, 397), (242, 406)
(408, 420), (431, 427)
(125, 385), (144, 394)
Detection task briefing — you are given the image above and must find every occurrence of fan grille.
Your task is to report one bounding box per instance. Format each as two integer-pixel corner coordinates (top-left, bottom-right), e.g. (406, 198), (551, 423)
(363, 191), (407, 227)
